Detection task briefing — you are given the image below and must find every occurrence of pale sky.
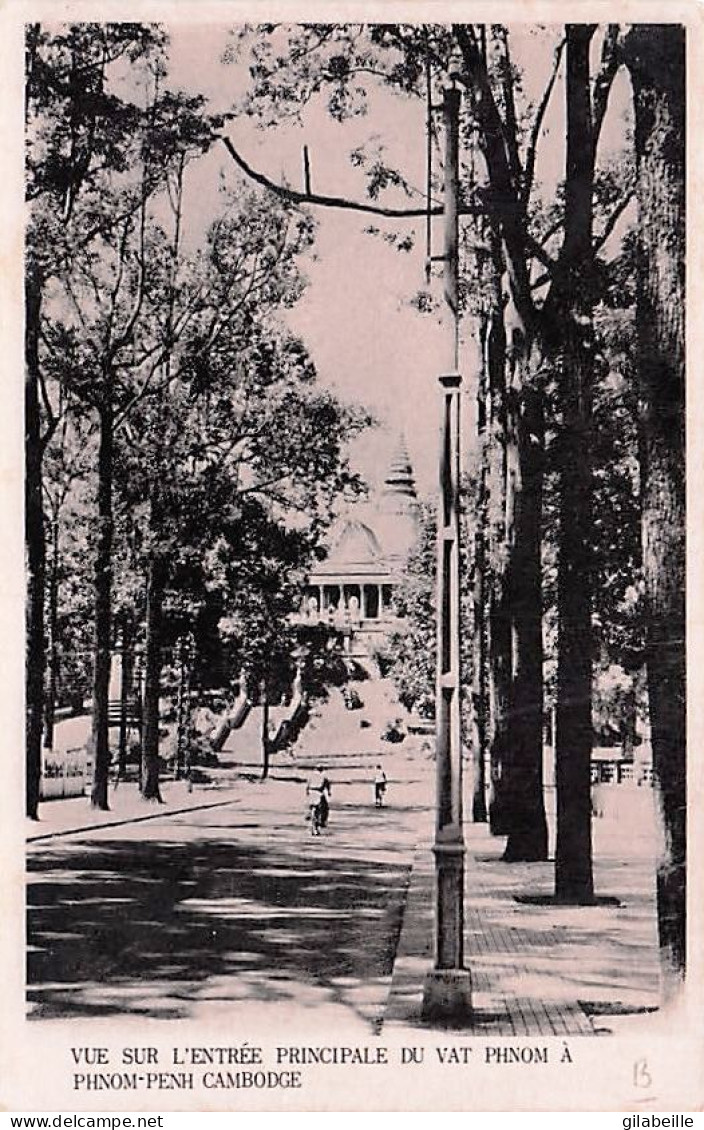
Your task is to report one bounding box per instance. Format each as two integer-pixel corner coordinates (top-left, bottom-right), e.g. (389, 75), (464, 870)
(163, 24), (632, 496)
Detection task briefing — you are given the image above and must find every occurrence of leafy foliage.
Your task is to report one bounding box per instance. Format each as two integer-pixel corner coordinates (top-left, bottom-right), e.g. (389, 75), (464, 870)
(28, 22), (371, 796)
(387, 491), (474, 731)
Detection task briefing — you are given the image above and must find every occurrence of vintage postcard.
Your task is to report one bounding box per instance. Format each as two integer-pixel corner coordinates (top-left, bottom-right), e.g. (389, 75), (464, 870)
(1, 0), (702, 1114)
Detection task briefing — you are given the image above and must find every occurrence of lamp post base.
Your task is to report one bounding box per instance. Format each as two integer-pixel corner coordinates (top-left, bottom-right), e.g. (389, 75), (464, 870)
(421, 968), (473, 1023)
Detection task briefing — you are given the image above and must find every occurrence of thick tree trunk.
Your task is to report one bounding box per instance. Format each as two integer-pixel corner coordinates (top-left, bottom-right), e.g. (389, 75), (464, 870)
(25, 271), (45, 819)
(483, 307), (512, 836)
(43, 514), (59, 751)
(90, 402), (114, 809)
(554, 27), (597, 903)
(555, 330), (595, 902)
(504, 380), (548, 862)
(482, 279), (547, 855)
(625, 25), (686, 997)
(141, 555), (165, 802)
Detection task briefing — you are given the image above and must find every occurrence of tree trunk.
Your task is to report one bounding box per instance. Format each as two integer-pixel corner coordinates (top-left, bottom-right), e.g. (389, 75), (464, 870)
(486, 259), (547, 859)
(90, 401), (114, 809)
(141, 555), (165, 802)
(554, 26), (597, 903)
(471, 452), (489, 823)
(503, 379), (548, 861)
(483, 306), (512, 836)
(25, 270), (45, 819)
(621, 680), (637, 761)
(488, 591), (512, 834)
(175, 637), (187, 780)
(117, 616), (132, 780)
(554, 327), (595, 901)
(260, 680), (270, 780)
(625, 24), (686, 997)
(471, 318), (489, 823)
(175, 635), (194, 782)
(43, 513), (60, 751)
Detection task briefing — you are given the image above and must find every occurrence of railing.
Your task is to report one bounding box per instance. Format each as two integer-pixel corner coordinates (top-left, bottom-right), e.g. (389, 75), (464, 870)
(40, 746), (89, 800)
(107, 698), (142, 730)
(290, 609), (399, 628)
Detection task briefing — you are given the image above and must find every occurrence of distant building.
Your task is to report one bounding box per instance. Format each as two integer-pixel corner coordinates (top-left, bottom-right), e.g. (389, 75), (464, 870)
(297, 437), (420, 649)
(543, 738), (654, 790)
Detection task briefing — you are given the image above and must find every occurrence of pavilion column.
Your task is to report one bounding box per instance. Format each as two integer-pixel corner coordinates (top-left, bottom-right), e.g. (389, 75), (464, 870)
(361, 586), (367, 619)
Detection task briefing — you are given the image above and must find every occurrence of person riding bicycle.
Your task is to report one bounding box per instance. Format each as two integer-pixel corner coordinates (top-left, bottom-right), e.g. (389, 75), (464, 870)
(306, 765), (331, 834)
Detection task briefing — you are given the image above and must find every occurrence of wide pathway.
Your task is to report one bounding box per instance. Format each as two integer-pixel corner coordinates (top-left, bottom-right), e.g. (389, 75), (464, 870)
(27, 687), (432, 1033)
(27, 683), (662, 1039)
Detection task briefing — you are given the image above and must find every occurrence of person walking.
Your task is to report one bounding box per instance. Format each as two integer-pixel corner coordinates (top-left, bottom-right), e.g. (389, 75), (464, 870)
(373, 764), (387, 808)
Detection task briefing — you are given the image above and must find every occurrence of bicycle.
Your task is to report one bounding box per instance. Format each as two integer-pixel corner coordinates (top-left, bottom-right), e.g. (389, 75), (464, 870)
(309, 797), (324, 836)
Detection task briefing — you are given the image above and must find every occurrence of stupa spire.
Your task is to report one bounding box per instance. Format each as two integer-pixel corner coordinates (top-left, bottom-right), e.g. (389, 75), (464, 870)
(381, 433), (417, 503)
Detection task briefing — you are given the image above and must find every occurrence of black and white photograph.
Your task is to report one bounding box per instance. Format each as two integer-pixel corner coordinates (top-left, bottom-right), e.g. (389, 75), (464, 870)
(1, 2), (701, 1114)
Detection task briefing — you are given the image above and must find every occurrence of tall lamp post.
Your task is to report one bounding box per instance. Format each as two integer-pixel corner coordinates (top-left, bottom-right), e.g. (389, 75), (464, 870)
(421, 52), (473, 1022)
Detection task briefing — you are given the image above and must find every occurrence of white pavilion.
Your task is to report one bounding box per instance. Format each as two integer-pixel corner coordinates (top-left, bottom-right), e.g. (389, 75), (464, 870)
(298, 438), (420, 643)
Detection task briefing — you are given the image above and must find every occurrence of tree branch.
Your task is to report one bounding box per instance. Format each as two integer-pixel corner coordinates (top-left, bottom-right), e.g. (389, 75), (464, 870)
(37, 364), (58, 434)
(111, 192), (148, 357)
(592, 25), (622, 148)
(221, 135), (442, 220)
(544, 26), (598, 311)
(60, 274), (93, 339)
(238, 473), (292, 498)
(495, 28), (523, 196)
(530, 269), (551, 292)
(222, 134), (491, 228)
(74, 250), (108, 315)
(114, 362), (160, 430)
(536, 215), (564, 248)
(523, 36), (566, 207)
(453, 24), (535, 330)
(525, 233), (559, 274)
(104, 220), (131, 353)
(593, 186), (635, 255)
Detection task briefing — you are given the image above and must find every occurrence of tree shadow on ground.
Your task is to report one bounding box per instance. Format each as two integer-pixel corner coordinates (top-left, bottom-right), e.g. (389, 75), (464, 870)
(514, 894), (622, 907)
(27, 831), (411, 1027)
(386, 840), (660, 1036)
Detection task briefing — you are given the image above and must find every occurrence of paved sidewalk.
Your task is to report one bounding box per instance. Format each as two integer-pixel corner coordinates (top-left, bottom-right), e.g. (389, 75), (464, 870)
(26, 777), (245, 843)
(385, 793), (661, 1036)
